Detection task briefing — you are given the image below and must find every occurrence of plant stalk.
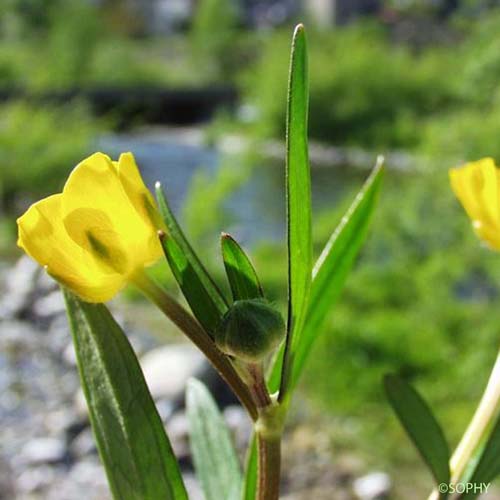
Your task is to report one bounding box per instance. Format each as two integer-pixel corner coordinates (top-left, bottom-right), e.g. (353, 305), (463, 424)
(256, 433), (281, 500)
(428, 348), (500, 500)
(131, 271), (258, 421)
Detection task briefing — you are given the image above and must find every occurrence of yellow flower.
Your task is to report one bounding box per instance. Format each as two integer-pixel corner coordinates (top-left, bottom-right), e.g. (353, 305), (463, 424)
(450, 157), (500, 250)
(17, 152), (163, 302)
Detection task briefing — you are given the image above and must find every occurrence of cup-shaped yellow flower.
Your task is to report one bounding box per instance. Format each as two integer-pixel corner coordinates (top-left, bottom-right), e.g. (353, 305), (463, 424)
(450, 157), (500, 251)
(17, 152), (164, 302)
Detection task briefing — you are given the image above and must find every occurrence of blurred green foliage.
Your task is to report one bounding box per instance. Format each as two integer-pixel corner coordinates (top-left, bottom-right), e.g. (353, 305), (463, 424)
(0, 101), (102, 210)
(0, 3), (172, 90)
(190, 0), (241, 81)
(239, 10), (500, 162)
(241, 23), (457, 149)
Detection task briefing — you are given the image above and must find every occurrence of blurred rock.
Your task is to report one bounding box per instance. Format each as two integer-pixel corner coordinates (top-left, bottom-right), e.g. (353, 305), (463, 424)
(33, 289), (65, 318)
(69, 428), (97, 458)
(19, 437), (67, 466)
(0, 319), (39, 348)
(223, 405), (252, 451)
(140, 344), (206, 402)
(48, 459), (110, 500)
(353, 472), (392, 500)
(0, 457), (14, 499)
(166, 411), (191, 467)
(183, 472), (204, 500)
(62, 341), (77, 367)
(16, 464), (57, 494)
(0, 256), (39, 319)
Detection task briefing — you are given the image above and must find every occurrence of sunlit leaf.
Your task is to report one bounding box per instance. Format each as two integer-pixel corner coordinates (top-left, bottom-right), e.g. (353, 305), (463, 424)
(384, 374), (450, 496)
(268, 158), (384, 393)
(186, 378), (242, 500)
(242, 436), (258, 500)
(279, 23), (313, 400)
(64, 291), (187, 500)
(156, 183), (227, 335)
(461, 412), (500, 499)
(221, 232), (264, 301)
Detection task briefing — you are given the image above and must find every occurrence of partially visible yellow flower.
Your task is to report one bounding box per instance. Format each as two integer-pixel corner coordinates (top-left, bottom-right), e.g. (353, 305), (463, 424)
(17, 152), (163, 302)
(450, 157), (500, 250)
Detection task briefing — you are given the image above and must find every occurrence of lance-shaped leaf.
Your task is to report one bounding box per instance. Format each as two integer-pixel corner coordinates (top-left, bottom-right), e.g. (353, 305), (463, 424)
(460, 413), (500, 499)
(221, 232), (264, 301)
(156, 184), (228, 334)
(160, 232), (221, 336)
(268, 158), (384, 394)
(64, 291), (187, 500)
(384, 374), (450, 496)
(242, 436), (258, 500)
(186, 378), (242, 500)
(279, 23), (313, 401)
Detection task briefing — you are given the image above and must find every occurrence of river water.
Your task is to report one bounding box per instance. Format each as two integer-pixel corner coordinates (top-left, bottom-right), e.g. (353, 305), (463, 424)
(98, 130), (369, 246)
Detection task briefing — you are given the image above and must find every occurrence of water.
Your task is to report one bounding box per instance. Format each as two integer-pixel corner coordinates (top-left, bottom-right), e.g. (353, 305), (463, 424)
(97, 130), (368, 247)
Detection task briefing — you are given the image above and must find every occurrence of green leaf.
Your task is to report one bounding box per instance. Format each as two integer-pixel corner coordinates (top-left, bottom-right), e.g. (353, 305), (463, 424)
(160, 232), (222, 336)
(221, 232), (264, 301)
(461, 413), (500, 499)
(279, 23), (313, 400)
(156, 184), (228, 334)
(384, 374), (450, 494)
(242, 436), (258, 500)
(268, 158), (384, 393)
(186, 378), (242, 500)
(64, 291), (187, 500)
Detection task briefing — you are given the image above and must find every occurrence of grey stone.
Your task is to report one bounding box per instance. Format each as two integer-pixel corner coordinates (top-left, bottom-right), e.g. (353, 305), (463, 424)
(223, 405), (252, 451)
(33, 289), (65, 318)
(19, 437), (66, 466)
(62, 342), (77, 367)
(166, 411), (191, 466)
(70, 428), (97, 458)
(183, 472), (204, 500)
(353, 472), (392, 500)
(140, 344), (206, 401)
(0, 256), (40, 319)
(16, 464), (57, 493)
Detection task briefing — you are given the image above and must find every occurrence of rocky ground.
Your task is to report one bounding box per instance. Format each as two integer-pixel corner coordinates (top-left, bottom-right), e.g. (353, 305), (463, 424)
(0, 256), (430, 500)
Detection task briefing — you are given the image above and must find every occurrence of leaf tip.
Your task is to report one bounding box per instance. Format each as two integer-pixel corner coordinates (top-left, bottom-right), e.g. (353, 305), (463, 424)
(294, 23), (305, 34)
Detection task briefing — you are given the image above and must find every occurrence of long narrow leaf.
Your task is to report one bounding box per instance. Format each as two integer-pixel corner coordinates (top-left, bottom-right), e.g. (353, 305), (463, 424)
(64, 291), (187, 500)
(160, 232), (222, 336)
(461, 413), (500, 499)
(221, 233), (264, 301)
(268, 158), (384, 393)
(279, 23), (312, 400)
(242, 436), (258, 500)
(384, 374), (450, 494)
(186, 378), (242, 500)
(156, 183), (228, 314)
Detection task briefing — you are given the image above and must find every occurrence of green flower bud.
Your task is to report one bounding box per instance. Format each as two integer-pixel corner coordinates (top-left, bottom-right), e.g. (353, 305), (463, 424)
(215, 299), (285, 362)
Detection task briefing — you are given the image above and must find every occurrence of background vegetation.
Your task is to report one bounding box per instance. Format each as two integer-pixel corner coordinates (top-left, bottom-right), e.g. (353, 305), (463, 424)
(3, 0), (500, 495)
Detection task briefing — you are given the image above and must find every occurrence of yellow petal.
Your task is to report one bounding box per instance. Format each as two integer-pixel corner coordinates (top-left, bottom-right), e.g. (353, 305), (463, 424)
(63, 207), (129, 275)
(116, 152), (160, 227)
(17, 194), (125, 303)
(450, 157), (500, 250)
(61, 152), (160, 271)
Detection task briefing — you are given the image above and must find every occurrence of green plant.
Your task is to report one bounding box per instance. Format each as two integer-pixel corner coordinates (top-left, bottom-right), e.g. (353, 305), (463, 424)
(0, 101), (102, 211)
(16, 25), (384, 499)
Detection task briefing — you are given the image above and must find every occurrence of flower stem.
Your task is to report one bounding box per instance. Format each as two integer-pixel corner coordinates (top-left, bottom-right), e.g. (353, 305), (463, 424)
(131, 271), (258, 421)
(428, 348), (500, 500)
(254, 401), (285, 500)
(256, 433), (281, 500)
